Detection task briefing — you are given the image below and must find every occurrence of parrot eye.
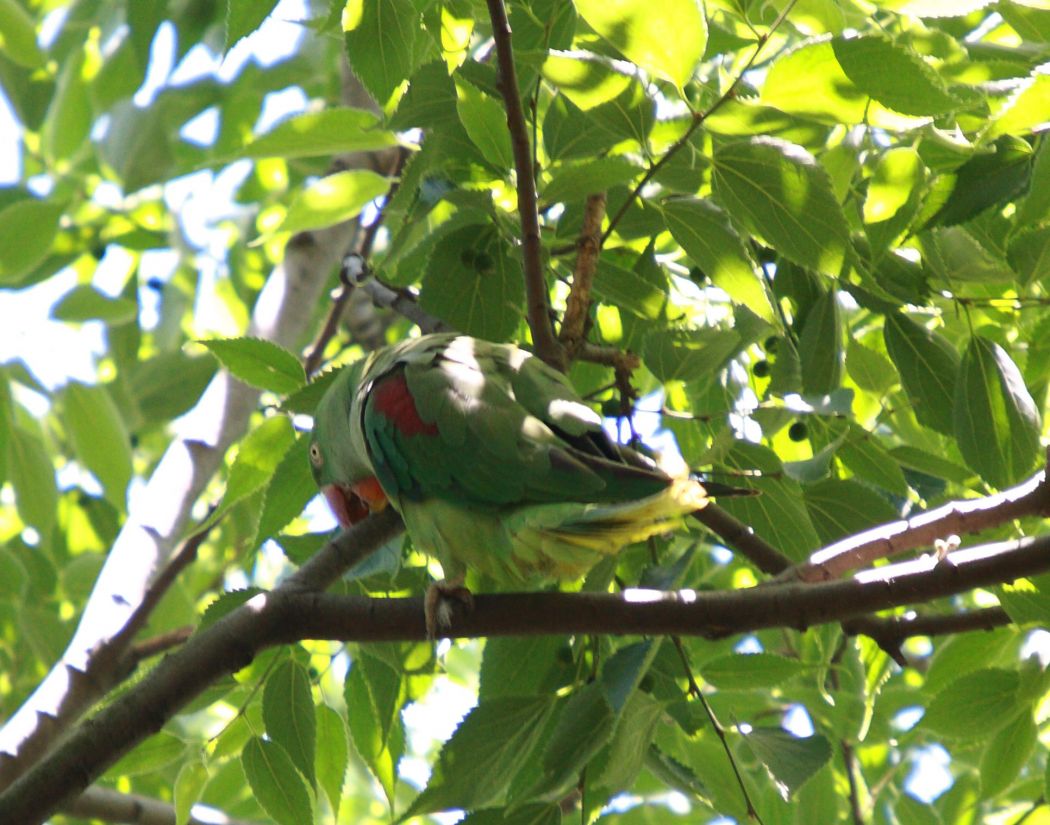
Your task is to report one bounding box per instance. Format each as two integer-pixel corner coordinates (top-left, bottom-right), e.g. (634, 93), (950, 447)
(309, 443), (323, 468)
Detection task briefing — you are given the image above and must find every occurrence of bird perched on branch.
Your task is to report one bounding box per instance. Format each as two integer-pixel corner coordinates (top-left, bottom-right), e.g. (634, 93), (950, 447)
(309, 333), (745, 635)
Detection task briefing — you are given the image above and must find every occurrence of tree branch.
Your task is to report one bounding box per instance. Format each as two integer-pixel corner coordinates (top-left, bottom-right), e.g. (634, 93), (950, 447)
(692, 503), (793, 575)
(601, 0), (798, 244)
(559, 193), (606, 361)
(65, 785), (263, 825)
(485, 0), (563, 369)
(0, 218), (356, 790)
(0, 510), (404, 824)
(2, 525), (1045, 823)
(304, 147), (411, 375)
(776, 468), (1050, 583)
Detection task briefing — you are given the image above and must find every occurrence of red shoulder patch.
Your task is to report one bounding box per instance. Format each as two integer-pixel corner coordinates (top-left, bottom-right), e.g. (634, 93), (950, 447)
(371, 371), (439, 437)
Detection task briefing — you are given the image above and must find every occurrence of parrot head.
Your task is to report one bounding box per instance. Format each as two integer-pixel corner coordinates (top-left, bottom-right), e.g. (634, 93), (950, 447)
(308, 357), (389, 527)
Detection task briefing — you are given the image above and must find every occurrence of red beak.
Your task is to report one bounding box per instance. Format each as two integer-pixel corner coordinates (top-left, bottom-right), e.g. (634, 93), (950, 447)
(322, 484), (370, 527)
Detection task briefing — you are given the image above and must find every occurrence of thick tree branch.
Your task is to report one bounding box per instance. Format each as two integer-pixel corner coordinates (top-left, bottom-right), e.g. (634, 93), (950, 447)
(0, 511), (404, 824)
(776, 468), (1050, 583)
(485, 0), (563, 369)
(0, 218), (356, 789)
(3, 526), (1045, 823)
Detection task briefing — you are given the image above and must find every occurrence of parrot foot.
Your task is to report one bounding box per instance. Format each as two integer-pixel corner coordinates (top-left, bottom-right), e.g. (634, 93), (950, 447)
(424, 577), (474, 639)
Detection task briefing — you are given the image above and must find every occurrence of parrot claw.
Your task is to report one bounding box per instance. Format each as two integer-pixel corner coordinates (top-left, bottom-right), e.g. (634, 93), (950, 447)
(424, 576), (474, 640)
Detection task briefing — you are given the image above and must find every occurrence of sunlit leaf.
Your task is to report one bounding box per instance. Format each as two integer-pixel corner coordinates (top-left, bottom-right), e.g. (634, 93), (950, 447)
(712, 138), (850, 277)
(277, 169), (390, 235)
(573, 0), (706, 88)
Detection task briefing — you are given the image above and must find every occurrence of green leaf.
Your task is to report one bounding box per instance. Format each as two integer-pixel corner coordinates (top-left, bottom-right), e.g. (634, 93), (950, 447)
(52, 285), (138, 325)
(200, 337), (307, 394)
(455, 79), (512, 168)
(343, 0), (432, 107)
(255, 435), (317, 547)
(953, 336), (1041, 489)
(0, 0), (45, 67)
(922, 668), (1020, 740)
(41, 46), (91, 166)
(61, 382), (133, 513)
(276, 169), (390, 236)
(225, 0), (280, 52)
(8, 426), (57, 536)
(804, 478), (899, 544)
(315, 704), (349, 818)
(100, 100), (176, 193)
(542, 94), (620, 161)
(542, 53), (631, 111)
(420, 225), (525, 341)
(662, 198), (773, 322)
(761, 40), (867, 125)
(573, 0), (706, 88)
(405, 697), (553, 816)
(174, 759), (209, 825)
(743, 727), (832, 799)
(242, 736), (314, 825)
(643, 328), (742, 382)
(240, 108), (398, 160)
(990, 72), (1050, 137)
(543, 156), (641, 205)
(979, 710), (1035, 799)
(924, 630), (1015, 695)
(264, 659), (316, 786)
(924, 135), (1032, 228)
(700, 653), (805, 690)
(130, 353), (216, 424)
(0, 199), (64, 285)
(712, 138), (850, 277)
(108, 731), (186, 778)
(837, 427), (909, 496)
(998, 576), (1050, 626)
(592, 258), (666, 320)
(0, 547), (28, 599)
(590, 691), (664, 794)
(1008, 224), (1050, 286)
(479, 636), (570, 701)
(921, 226), (1015, 283)
(863, 147), (925, 225)
(845, 338), (898, 395)
(883, 314), (959, 435)
(601, 640), (660, 713)
(346, 652), (405, 806)
(831, 35), (963, 116)
(540, 682), (616, 791)
(460, 805), (562, 825)
(798, 290), (843, 395)
(197, 416), (295, 536)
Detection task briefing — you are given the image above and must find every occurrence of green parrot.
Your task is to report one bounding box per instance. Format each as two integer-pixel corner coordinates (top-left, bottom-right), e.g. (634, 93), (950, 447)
(309, 334), (731, 631)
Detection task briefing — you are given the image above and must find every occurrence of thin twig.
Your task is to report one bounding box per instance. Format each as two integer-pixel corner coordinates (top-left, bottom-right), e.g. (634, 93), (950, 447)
(485, 0), (563, 369)
(127, 627), (194, 662)
(559, 193), (607, 360)
(671, 637), (764, 824)
(691, 504), (793, 576)
(303, 147), (409, 375)
(601, 0), (800, 244)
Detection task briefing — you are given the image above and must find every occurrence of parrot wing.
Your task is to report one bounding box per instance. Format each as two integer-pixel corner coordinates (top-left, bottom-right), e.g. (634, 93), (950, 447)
(357, 335), (674, 509)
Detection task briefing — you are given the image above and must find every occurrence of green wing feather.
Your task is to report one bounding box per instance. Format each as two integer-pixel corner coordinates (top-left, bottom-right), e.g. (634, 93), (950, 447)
(361, 335), (671, 509)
